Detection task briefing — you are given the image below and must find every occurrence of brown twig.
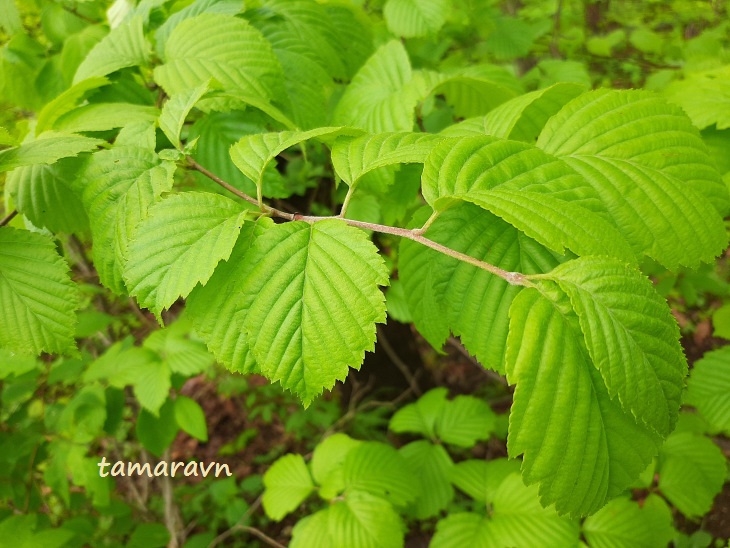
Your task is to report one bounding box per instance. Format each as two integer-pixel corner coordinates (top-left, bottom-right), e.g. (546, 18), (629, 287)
(376, 326), (422, 396)
(0, 209), (17, 227)
(187, 158), (533, 288)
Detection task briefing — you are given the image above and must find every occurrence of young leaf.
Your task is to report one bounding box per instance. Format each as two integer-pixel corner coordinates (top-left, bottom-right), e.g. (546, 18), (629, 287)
(73, 17), (150, 83)
(430, 513), (494, 548)
(291, 491), (404, 548)
(53, 103), (159, 133)
(136, 399), (178, 457)
(398, 440), (454, 519)
(449, 459), (521, 503)
(0, 227), (80, 355)
(35, 76), (109, 134)
(582, 495), (674, 548)
(125, 192), (248, 316)
(544, 256), (686, 436)
(173, 396), (208, 442)
(230, 127), (359, 197)
(74, 146), (176, 294)
(0, 132), (102, 173)
(537, 89), (730, 266)
(125, 348), (170, 416)
(333, 40), (420, 132)
(421, 136), (636, 262)
(685, 346), (730, 432)
(311, 433), (363, 494)
(342, 442), (419, 507)
(263, 454), (315, 520)
(159, 82), (209, 149)
(186, 218), (274, 375)
(154, 14), (285, 106)
(389, 387), (449, 440)
(506, 286), (662, 516)
(383, 0), (450, 38)
(331, 132), (443, 188)
(657, 432), (726, 518)
(238, 220), (388, 405)
(438, 395), (496, 447)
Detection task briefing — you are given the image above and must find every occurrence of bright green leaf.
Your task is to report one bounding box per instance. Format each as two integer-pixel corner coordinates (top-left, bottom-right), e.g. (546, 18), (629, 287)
(399, 440), (454, 519)
(73, 17), (150, 83)
(506, 286), (662, 516)
(159, 82), (210, 149)
(125, 191), (248, 316)
(0, 227), (80, 355)
(174, 396), (208, 442)
(263, 454), (315, 520)
(383, 0), (450, 38)
(686, 346), (730, 432)
(0, 132), (102, 173)
(238, 220), (388, 405)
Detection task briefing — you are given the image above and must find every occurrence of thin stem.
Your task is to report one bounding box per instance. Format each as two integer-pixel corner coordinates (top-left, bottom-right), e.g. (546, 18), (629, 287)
(0, 209), (18, 227)
(412, 210), (440, 236)
(339, 184), (357, 217)
(190, 161), (534, 287)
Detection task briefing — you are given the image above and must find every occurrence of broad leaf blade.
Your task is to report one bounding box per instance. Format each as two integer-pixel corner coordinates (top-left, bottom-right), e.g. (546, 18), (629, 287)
(506, 286), (661, 516)
(0, 132), (102, 173)
(263, 454), (314, 520)
(333, 40), (419, 132)
(437, 395), (496, 447)
(545, 256), (686, 435)
(125, 191), (247, 316)
(0, 227), (80, 355)
(383, 0), (449, 38)
(73, 17), (150, 83)
(159, 82), (210, 149)
(239, 220), (388, 405)
(398, 440), (454, 519)
(685, 346), (730, 432)
(389, 387), (448, 440)
(75, 146), (176, 295)
(583, 495), (674, 548)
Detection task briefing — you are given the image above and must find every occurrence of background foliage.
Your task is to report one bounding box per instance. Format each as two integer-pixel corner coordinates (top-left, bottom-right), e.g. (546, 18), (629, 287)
(0, 0), (729, 546)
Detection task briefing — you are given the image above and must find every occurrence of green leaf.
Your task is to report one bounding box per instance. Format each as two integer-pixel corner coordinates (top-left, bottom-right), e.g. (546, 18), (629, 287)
(125, 348), (170, 415)
(174, 396), (208, 442)
(0, 0), (22, 36)
(74, 146), (176, 294)
(449, 458), (521, 503)
(486, 473), (580, 546)
(399, 440), (454, 519)
(431, 513), (494, 548)
(331, 132), (443, 188)
(664, 66), (730, 130)
(291, 491), (404, 548)
(543, 256), (686, 436)
(421, 136), (636, 262)
(506, 286), (662, 516)
(400, 203), (565, 371)
(6, 157), (89, 234)
(136, 399), (178, 457)
(417, 66), (523, 119)
(686, 346), (730, 432)
(35, 76), (109, 134)
(53, 103), (159, 133)
(383, 0), (450, 38)
(442, 82), (586, 142)
(333, 40), (420, 132)
(238, 220), (388, 405)
(389, 387), (449, 440)
(0, 227), (80, 355)
(582, 495), (674, 548)
(712, 304), (730, 340)
(263, 454), (315, 520)
(657, 432), (726, 518)
(438, 395), (496, 447)
(537, 89), (730, 265)
(311, 433), (363, 497)
(230, 127), (359, 197)
(154, 14), (284, 107)
(0, 132), (102, 173)
(154, 0), (243, 57)
(342, 442), (419, 507)
(186, 217), (274, 375)
(159, 82), (210, 149)
(125, 191), (247, 316)
(73, 17), (150, 83)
